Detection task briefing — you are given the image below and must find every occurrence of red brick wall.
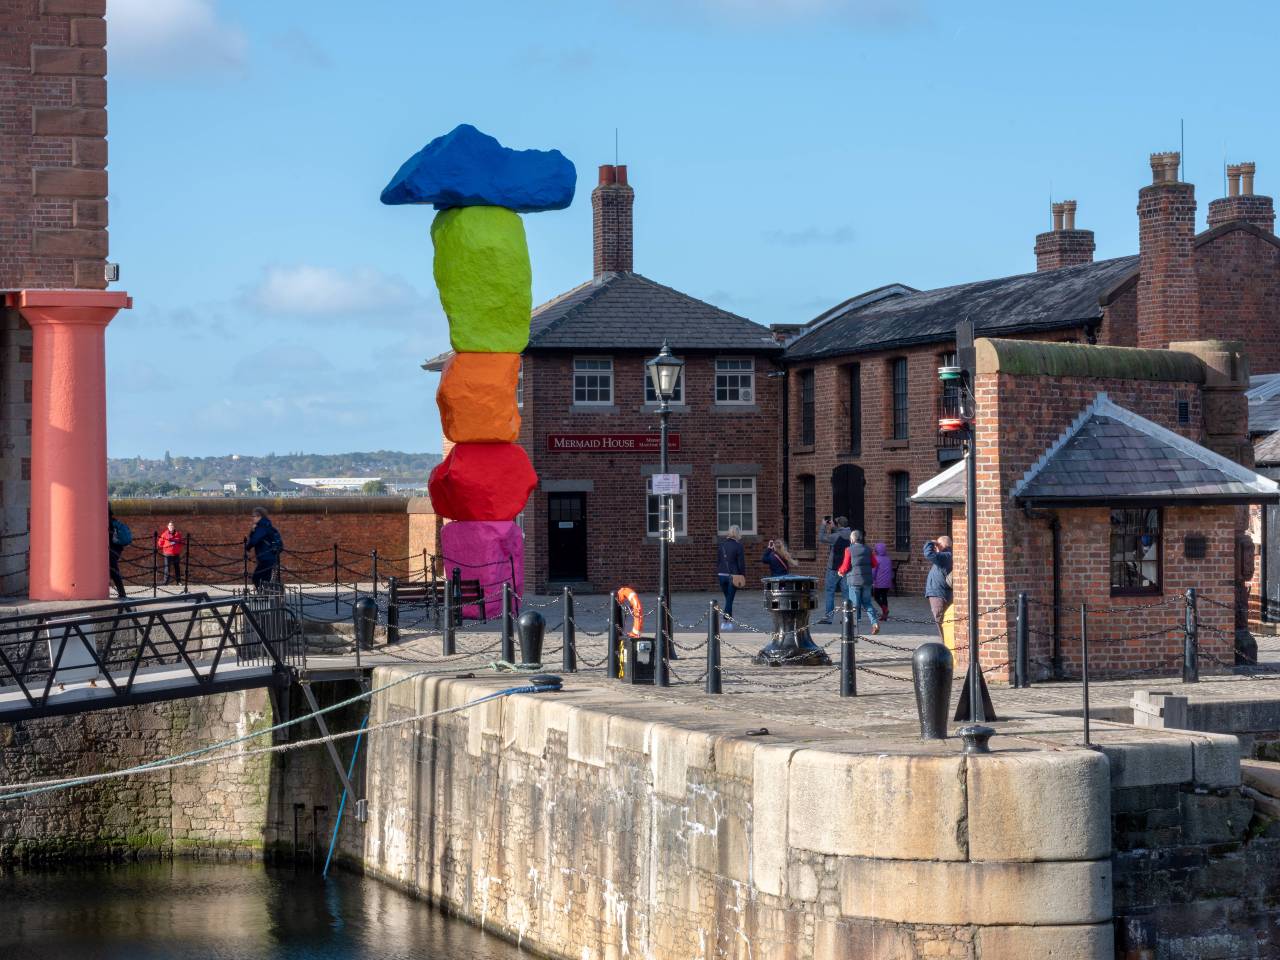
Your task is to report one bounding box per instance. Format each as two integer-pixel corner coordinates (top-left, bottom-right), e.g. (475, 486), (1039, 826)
(110, 498), (425, 586)
(1137, 174), (1199, 349)
(1034, 229), (1095, 271)
(1195, 227), (1280, 375)
(1097, 283), (1138, 347)
(521, 350), (782, 594)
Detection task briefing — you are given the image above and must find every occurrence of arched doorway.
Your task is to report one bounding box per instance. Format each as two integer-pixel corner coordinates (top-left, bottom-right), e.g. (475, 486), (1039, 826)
(831, 464), (865, 534)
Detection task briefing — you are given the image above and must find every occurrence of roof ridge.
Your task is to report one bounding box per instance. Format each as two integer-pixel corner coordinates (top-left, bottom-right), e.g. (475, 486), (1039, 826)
(625, 272), (773, 334)
(528, 275), (617, 346)
(1010, 394), (1108, 500)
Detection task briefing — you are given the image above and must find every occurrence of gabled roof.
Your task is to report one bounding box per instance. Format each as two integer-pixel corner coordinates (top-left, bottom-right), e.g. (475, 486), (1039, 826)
(525, 271), (781, 353)
(1248, 373), (1280, 436)
(785, 255), (1139, 361)
(912, 394), (1280, 507)
(1012, 394), (1279, 506)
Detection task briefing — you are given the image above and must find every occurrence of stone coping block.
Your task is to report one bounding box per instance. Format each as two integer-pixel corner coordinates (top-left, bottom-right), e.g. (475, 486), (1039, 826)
(974, 923), (1112, 960)
(840, 857), (1112, 926)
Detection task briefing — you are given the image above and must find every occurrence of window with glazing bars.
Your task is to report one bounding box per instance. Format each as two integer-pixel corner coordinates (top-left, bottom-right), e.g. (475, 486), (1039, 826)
(892, 472), (910, 551)
(847, 363), (861, 454)
(572, 357), (613, 404)
(1110, 508), (1161, 595)
(800, 475), (816, 549)
(799, 369), (815, 446)
(891, 358), (909, 440)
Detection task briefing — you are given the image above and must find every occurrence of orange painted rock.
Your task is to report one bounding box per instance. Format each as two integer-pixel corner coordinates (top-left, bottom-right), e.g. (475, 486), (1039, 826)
(428, 443), (536, 521)
(436, 352), (521, 443)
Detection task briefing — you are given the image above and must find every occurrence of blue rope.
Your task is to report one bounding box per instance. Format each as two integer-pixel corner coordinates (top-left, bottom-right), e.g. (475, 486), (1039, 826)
(322, 713), (368, 879)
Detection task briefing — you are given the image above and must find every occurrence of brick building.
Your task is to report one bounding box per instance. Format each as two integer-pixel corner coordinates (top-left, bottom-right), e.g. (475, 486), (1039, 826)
(0, 0), (116, 597)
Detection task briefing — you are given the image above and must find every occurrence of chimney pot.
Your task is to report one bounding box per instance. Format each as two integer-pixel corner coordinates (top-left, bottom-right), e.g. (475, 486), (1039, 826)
(1051, 202), (1065, 232)
(615, 165), (628, 186)
(1150, 151), (1181, 184)
(1062, 199), (1077, 230)
(1241, 161), (1256, 196)
(1227, 164), (1242, 197)
(598, 164), (617, 186)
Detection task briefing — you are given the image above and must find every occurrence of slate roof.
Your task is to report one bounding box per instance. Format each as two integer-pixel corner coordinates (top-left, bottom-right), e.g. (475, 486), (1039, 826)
(1247, 373), (1280, 436)
(912, 394), (1280, 507)
(525, 271), (781, 353)
(1256, 430), (1280, 467)
(785, 255), (1139, 361)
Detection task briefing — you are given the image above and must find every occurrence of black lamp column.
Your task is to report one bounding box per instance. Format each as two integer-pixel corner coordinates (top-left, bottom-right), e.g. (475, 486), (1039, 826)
(646, 341), (684, 690)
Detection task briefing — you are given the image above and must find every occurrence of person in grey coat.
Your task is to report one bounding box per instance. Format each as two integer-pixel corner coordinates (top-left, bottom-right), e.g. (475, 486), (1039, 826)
(837, 529), (880, 634)
(923, 536), (953, 639)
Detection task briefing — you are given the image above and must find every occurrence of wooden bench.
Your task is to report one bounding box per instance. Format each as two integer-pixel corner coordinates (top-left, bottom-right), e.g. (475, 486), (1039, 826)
(387, 576), (486, 642)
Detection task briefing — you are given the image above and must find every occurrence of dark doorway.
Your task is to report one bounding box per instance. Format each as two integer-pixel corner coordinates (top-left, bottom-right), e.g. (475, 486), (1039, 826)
(831, 464), (865, 534)
(1266, 505), (1280, 621)
(547, 493), (588, 582)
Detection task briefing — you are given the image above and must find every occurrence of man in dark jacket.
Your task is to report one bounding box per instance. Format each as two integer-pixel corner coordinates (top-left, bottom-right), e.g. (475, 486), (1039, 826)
(837, 530), (881, 634)
(923, 536), (953, 639)
(816, 516), (850, 624)
(245, 507), (281, 592)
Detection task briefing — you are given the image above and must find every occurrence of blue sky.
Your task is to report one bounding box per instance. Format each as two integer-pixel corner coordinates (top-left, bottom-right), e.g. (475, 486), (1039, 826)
(104, 0), (1280, 458)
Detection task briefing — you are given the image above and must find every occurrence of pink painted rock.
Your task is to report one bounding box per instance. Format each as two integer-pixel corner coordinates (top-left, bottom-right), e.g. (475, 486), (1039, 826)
(428, 442), (536, 521)
(441, 520), (523, 620)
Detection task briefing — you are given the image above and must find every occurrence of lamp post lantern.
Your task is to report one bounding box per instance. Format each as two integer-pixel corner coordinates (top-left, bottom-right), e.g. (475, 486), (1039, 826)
(646, 341), (684, 688)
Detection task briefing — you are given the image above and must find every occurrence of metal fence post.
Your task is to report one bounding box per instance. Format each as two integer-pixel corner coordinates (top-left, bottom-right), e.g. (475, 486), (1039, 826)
(1080, 603), (1091, 747)
(607, 591), (620, 680)
(371, 548), (379, 604)
(705, 600), (722, 694)
(1183, 587), (1199, 683)
(183, 533), (191, 591)
(562, 586), (577, 672)
(840, 598), (856, 697)
(242, 541), (249, 594)
(442, 572), (456, 656)
(387, 576), (400, 645)
(501, 581), (515, 662)
(421, 548), (429, 580)
(332, 543), (339, 615)
(1015, 591), (1029, 688)
(151, 529), (158, 597)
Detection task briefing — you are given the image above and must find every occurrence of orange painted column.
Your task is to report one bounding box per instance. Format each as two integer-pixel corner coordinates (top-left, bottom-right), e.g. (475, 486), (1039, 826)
(9, 290), (132, 600)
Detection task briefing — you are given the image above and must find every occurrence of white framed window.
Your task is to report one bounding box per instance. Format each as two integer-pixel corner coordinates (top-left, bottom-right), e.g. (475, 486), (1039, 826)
(516, 358), (524, 409)
(644, 364), (684, 404)
(716, 476), (757, 535)
(573, 357), (613, 404)
(715, 357), (754, 405)
(646, 478), (687, 537)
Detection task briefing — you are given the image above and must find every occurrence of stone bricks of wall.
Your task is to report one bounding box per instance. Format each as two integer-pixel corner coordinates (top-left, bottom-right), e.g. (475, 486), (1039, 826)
(521, 352), (781, 593)
(0, 688), (272, 862)
(110, 497), (425, 585)
(353, 670), (1116, 960)
(1195, 226), (1280, 376)
(0, 0), (110, 292)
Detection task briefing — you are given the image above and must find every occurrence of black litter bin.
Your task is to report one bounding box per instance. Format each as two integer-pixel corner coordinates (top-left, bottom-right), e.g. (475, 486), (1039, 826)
(754, 574), (832, 667)
(624, 635), (655, 684)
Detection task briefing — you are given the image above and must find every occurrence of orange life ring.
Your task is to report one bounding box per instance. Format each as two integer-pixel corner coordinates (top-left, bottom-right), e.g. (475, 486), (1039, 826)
(616, 586), (644, 638)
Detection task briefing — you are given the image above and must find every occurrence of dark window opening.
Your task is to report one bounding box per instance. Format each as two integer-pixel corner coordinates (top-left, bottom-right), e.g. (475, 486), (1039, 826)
(892, 472), (911, 551)
(1177, 399), (1190, 425)
(799, 369), (815, 446)
(846, 363), (862, 454)
(800, 475), (816, 550)
(891, 358), (909, 440)
(1110, 508), (1161, 595)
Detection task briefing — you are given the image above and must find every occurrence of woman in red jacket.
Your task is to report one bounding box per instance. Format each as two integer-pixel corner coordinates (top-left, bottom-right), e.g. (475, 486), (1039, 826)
(157, 521), (184, 587)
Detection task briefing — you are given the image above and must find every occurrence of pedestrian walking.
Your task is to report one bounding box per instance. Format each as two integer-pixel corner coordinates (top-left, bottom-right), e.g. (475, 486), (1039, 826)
(923, 535), (954, 639)
(837, 530), (881, 634)
(717, 525), (746, 629)
(871, 542), (894, 620)
(107, 508), (130, 600)
(157, 521), (184, 587)
(761, 538), (792, 577)
(816, 515), (851, 624)
(245, 507), (283, 592)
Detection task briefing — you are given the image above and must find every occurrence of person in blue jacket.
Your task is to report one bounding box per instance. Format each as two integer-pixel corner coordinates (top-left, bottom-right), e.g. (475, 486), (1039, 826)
(923, 535), (953, 639)
(717, 525), (746, 628)
(245, 507), (282, 592)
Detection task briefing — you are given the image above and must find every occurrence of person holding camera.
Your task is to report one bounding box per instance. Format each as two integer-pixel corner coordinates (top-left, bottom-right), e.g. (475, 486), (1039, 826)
(761, 538), (792, 577)
(923, 535), (954, 639)
(815, 515), (850, 624)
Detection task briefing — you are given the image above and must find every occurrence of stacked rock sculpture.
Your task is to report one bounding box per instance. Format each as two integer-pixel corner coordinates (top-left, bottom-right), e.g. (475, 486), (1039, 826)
(382, 125), (576, 617)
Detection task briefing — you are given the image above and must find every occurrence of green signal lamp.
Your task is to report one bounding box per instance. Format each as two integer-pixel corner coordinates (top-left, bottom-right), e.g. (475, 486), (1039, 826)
(938, 365), (963, 382)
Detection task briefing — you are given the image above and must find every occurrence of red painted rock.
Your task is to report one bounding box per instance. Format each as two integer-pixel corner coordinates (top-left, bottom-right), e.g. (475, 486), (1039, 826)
(441, 520), (523, 620)
(436, 352), (520, 443)
(428, 443), (536, 521)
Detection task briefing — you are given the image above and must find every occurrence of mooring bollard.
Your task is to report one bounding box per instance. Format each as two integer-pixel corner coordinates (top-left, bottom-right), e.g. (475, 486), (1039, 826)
(705, 600), (722, 694)
(1014, 591), (1029, 688)
(518, 610), (545, 665)
(912, 642), (953, 739)
(1080, 602), (1091, 747)
(840, 599), (856, 697)
(562, 586), (577, 673)
(352, 596), (377, 656)
(501, 581), (515, 663)
(442, 572), (456, 656)
(607, 591), (621, 680)
(386, 576), (400, 645)
(1183, 587), (1199, 684)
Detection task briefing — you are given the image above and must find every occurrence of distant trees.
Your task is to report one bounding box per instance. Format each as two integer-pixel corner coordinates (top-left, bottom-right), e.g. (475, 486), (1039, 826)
(361, 480), (388, 495)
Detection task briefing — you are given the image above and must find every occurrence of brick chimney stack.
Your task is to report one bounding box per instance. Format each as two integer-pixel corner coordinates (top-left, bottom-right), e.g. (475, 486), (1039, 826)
(1207, 160), (1275, 232)
(1137, 151), (1200, 349)
(1034, 199), (1096, 271)
(592, 164), (633, 279)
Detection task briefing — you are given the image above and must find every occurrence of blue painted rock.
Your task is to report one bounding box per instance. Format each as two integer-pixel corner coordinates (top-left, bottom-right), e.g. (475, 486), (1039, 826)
(428, 443), (536, 521)
(381, 124), (576, 213)
(431, 206), (532, 353)
(441, 520), (523, 620)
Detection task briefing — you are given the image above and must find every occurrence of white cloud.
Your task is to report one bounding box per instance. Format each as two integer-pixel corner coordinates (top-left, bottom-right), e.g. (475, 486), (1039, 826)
(247, 265), (424, 317)
(108, 0), (247, 76)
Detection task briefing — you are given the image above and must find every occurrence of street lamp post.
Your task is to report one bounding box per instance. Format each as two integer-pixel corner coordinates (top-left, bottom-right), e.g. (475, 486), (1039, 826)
(647, 341), (684, 688)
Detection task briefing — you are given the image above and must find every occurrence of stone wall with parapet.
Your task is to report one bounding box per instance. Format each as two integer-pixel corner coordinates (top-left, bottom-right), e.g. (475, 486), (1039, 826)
(353, 670), (1125, 960)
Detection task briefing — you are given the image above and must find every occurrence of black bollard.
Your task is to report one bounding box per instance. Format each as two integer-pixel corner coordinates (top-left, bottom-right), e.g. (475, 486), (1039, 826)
(705, 600), (722, 694)
(840, 599), (856, 697)
(1183, 587), (1199, 684)
(518, 610), (546, 665)
(386, 577), (400, 645)
(352, 596), (377, 652)
(562, 586), (577, 673)
(501, 582), (515, 663)
(607, 592), (621, 680)
(442, 573), (456, 656)
(912, 642), (953, 740)
(1014, 591), (1029, 688)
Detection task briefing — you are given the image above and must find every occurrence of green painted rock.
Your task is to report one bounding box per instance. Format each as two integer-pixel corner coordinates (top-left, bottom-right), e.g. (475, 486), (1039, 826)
(431, 206), (532, 353)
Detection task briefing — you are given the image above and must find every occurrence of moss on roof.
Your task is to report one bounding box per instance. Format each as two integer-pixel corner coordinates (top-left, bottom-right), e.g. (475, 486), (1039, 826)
(976, 339), (1206, 383)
